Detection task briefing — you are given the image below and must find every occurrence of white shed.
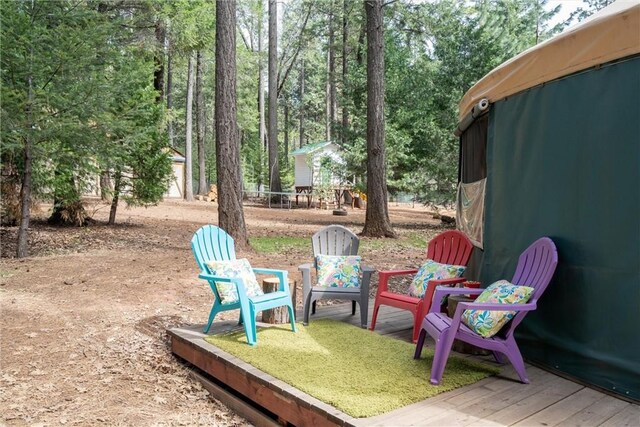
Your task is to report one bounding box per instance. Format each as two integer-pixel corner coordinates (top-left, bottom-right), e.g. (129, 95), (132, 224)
(290, 141), (344, 189)
(164, 147), (185, 199)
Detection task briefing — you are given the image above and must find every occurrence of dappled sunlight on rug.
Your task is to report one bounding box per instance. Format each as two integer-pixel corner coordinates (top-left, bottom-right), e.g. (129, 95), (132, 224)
(205, 319), (499, 418)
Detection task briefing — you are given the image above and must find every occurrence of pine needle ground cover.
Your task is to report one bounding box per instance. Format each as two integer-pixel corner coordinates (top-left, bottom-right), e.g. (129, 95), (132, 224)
(204, 319), (499, 418)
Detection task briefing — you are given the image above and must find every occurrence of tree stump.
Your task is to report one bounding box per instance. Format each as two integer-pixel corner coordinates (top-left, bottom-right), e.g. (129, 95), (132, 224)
(261, 278), (296, 324)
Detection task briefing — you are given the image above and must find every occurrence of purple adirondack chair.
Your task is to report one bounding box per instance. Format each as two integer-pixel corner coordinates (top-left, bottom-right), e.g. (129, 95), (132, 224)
(414, 237), (558, 385)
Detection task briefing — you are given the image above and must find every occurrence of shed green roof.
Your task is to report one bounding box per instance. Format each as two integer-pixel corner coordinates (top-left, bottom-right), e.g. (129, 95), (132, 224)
(290, 141), (333, 156)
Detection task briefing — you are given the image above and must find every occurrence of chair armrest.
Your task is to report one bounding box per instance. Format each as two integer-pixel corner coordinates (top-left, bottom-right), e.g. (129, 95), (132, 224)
(362, 265), (376, 274)
(360, 265), (375, 296)
(422, 277), (467, 314)
(298, 263), (313, 299)
(449, 301), (538, 333)
(457, 301), (537, 312)
(427, 277), (466, 287)
(377, 269), (418, 293)
(298, 263), (313, 273)
(251, 268), (289, 293)
(198, 273), (247, 294)
(198, 273), (233, 282)
(252, 267), (287, 277)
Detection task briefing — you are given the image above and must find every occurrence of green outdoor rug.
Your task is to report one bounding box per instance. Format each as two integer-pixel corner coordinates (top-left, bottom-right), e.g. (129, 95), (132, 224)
(204, 319), (499, 418)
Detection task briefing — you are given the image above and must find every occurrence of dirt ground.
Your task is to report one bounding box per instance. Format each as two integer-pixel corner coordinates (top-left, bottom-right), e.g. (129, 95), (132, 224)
(0, 199), (449, 426)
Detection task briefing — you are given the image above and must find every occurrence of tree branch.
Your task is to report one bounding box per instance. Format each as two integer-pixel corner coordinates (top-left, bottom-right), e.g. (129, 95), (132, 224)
(277, 2), (313, 97)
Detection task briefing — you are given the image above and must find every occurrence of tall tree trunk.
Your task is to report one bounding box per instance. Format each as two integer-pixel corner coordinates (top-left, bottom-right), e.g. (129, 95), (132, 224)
(216, 0), (248, 247)
(362, 0), (395, 238)
(154, 19), (165, 102)
(299, 52), (305, 148)
(196, 50), (207, 195)
(342, 0), (349, 146)
(167, 35), (174, 147)
(268, 0), (282, 192)
(185, 54), (195, 202)
(328, 0), (337, 141)
(108, 169), (121, 225)
(17, 71), (34, 258)
(284, 101), (289, 166)
(258, 14), (266, 152)
(325, 49), (331, 141)
(100, 171), (112, 202)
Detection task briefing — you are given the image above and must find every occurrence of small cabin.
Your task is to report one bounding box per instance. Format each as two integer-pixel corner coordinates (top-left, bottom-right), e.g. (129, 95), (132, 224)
(290, 141), (344, 191)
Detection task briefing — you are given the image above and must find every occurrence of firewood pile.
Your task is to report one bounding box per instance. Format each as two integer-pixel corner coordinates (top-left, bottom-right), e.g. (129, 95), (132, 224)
(195, 185), (218, 202)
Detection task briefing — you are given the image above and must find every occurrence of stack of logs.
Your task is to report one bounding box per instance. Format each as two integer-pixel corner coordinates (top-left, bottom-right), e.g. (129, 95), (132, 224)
(195, 185), (218, 202)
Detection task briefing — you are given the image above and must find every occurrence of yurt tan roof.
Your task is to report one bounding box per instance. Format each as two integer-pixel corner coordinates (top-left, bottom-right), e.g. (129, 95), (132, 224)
(459, 1), (640, 120)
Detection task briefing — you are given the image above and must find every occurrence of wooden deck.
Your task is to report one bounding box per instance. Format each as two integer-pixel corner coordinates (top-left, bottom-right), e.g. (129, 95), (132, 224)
(169, 302), (639, 427)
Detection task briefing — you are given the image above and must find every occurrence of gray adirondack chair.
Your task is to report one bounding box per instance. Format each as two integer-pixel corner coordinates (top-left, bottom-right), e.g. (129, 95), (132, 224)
(298, 225), (374, 328)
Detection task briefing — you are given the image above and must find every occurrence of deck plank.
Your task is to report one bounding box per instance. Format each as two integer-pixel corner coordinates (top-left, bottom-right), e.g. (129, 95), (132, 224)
(598, 404), (640, 427)
(397, 368), (559, 426)
(170, 300), (638, 427)
(512, 387), (606, 426)
(547, 393), (630, 427)
(478, 376), (584, 426)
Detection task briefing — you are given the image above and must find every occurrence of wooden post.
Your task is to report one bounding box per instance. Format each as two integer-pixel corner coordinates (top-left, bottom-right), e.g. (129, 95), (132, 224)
(262, 278), (296, 324)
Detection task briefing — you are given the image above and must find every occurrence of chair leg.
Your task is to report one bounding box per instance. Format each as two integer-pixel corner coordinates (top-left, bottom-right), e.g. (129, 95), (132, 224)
(503, 340), (529, 384)
(351, 300), (356, 315)
(493, 351), (506, 364)
(369, 301), (381, 331)
(303, 292), (313, 326)
(203, 305), (219, 334)
(412, 312), (423, 343)
(238, 298), (256, 345)
(287, 303), (297, 332)
(249, 307), (258, 346)
(359, 297), (368, 329)
(312, 300), (317, 315)
(414, 328), (427, 359)
(430, 328), (456, 385)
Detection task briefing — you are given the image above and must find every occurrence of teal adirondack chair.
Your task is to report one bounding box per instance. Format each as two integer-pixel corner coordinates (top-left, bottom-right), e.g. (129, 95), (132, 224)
(191, 225), (296, 345)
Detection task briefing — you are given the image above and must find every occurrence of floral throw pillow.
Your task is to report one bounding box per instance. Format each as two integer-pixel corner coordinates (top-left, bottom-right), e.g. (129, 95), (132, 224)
(316, 255), (362, 288)
(204, 258), (264, 304)
(462, 280), (534, 338)
(408, 259), (466, 298)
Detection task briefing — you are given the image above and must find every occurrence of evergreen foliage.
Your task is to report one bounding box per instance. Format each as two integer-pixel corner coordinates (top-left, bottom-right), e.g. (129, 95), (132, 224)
(1, 0), (172, 231)
(1, 0), (570, 255)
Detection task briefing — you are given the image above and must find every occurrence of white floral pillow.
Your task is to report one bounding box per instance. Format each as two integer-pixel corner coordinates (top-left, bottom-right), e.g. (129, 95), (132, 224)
(462, 280), (534, 338)
(204, 258), (264, 304)
(408, 259), (466, 298)
(316, 255), (362, 288)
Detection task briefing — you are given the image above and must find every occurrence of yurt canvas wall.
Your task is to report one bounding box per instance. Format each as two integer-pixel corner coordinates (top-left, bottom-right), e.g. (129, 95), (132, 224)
(456, 2), (640, 401)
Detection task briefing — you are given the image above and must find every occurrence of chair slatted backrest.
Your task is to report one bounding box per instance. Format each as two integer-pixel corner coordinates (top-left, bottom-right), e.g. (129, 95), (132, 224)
(502, 237), (558, 336)
(312, 225), (359, 268)
(426, 230), (474, 266)
(191, 225), (236, 273)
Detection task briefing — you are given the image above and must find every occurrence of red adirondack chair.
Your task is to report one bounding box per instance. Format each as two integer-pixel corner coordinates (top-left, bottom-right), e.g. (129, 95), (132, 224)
(370, 230), (474, 342)
(415, 237), (558, 385)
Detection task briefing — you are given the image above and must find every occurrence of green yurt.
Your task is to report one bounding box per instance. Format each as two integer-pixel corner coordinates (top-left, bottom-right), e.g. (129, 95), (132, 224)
(455, 1), (640, 402)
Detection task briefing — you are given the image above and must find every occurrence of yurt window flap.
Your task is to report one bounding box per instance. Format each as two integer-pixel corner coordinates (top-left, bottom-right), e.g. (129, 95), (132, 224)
(456, 178), (486, 248)
(457, 113), (489, 248)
